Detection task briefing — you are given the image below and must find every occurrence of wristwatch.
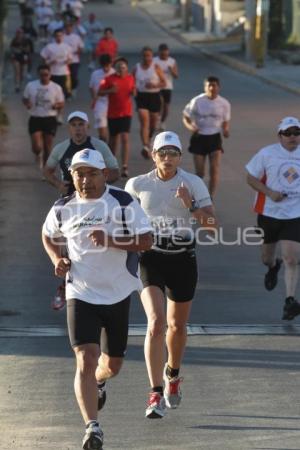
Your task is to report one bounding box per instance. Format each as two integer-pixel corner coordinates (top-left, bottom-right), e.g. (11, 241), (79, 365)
(189, 199), (197, 213)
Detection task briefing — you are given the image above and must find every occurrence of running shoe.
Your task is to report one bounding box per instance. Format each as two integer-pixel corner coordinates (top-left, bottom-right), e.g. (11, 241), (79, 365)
(282, 297), (300, 321)
(121, 166), (129, 178)
(52, 283), (66, 311)
(145, 392), (166, 419)
(82, 422), (103, 450)
(141, 146), (151, 160)
(264, 258), (282, 291)
(97, 381), (106, 411)
(163, 365), (183, 409)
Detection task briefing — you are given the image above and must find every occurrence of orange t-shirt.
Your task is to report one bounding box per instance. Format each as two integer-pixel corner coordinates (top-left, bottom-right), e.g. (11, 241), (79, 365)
(100, 73), (135, 118)
(95, 38), (118, 60)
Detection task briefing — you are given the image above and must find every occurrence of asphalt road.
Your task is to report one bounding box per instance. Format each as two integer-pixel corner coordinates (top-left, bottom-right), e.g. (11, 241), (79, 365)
(1, 1), (300, 449)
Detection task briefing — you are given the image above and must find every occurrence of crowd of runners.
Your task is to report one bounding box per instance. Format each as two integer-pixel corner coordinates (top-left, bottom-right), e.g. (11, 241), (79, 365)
(7, 2), (300, 450)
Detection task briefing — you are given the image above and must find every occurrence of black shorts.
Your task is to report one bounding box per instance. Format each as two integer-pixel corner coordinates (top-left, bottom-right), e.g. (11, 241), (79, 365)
(51, 75), (68, 96)
(139, 250), (198, 302)
(67, 297), (131, 357)
(108, 116), (131, 136)
(136, 92), (161, 113)
(188, 132), (223, 155)
(257, 215), (300, 244)
(12, 52), (28, 65)
(160, 89), (172, 104)
(28, 116), (58, 136)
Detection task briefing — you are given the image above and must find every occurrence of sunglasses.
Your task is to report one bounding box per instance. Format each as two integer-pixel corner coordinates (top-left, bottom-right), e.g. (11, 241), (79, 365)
(280, 130), (300, 137)
(155, 149), (181, 157)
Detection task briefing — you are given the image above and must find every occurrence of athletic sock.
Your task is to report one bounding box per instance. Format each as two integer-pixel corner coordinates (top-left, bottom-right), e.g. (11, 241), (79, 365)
(86, 420), (98, 429)
(151, 386), (163, 395)
(166, 365), (179, 379)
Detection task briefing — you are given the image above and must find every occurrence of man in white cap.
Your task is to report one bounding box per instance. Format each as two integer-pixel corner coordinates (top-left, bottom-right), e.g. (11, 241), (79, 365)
(44, 110), (119, 310)
(125, 131), (217, 419)
(246, 116), (300, 320)
(42, 149), (153, 450)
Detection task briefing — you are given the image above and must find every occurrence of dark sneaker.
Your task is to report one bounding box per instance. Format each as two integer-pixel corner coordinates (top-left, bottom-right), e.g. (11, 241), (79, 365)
(145, 392), (166, 419)
(264, 258), (282, 291)
(163, 365), (183, 409)
(97, 382), (106, 411)
(141, 146), (151, 160)
(282, 297), (300, 321)
(82, 422), (103, 450)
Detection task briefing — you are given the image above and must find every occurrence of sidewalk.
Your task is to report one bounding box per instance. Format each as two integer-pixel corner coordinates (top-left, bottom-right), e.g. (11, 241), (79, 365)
(138, 0), (300, 95)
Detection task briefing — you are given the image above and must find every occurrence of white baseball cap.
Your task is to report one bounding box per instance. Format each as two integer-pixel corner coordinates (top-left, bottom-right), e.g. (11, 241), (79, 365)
(153, 131), (182, 152)
(69, 149), (106, 171)
(67, 111), (89, 123)
(278, 116), (300, 132)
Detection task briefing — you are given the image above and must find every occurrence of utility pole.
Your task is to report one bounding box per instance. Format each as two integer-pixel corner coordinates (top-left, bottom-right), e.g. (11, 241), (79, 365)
(254, 0), (269, 67)
(245, 0), (256, 60)
(245, 0), (269, 67)
(212, 0), (222, 36)
(181, 0), (191, 32)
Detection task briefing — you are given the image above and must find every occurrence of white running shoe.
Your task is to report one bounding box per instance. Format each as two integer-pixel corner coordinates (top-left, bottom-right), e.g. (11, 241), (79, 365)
(145, 392), (166, 419)
(163, 365), (183, 409)
(82, 422), (103, 450)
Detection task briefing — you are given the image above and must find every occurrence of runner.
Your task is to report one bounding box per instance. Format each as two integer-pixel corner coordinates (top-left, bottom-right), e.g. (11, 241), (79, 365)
(35, 0), (54, 40)
(44, 110), (120, 310)
(44, 110), (119, 194)
(246, 116), (300, 321)
(183, 75), (231, 199)
(83, 12), (103, 71)
(40, 28), (73, 98)
(42, 148), (152, 450)
(154, 43), (178, 131)
(47, 11), (64, 38)
(21, 17), (37, 79)
(64, 21), (84, 97)
(99, 57), (136, 178)
(95, 27), (118, 62)
(133, 46), (166, 159)
(10, 28), (31, 92)
(125, 131), (217, 418)
(89, 53), (115, 142)
(22, 63), (64, 170)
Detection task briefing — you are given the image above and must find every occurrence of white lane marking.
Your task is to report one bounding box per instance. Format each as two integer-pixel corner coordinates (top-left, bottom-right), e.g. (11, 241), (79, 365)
(0, 324), (300, 337)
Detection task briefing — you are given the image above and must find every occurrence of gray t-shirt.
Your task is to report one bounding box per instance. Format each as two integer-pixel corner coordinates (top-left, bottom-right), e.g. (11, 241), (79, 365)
(47, 135), (119, 194)
(125, 168), (211, 248)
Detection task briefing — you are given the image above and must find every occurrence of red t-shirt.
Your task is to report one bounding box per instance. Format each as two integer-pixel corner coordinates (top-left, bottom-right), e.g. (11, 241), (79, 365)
(100, 73), (135, 118)
(95, 38), (118, 60)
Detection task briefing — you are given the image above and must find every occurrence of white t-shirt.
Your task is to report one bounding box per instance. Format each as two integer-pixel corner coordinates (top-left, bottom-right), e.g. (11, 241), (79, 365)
(61, 0), (83, 17)
(40, 41), (72, 75)
(89, 67), (115, 113)
(125, 168), (211, 250)
(135, 63), (160, 93)
(35, 0), (52, 6)
(36, 5), (54, 26)
(23, 80), (64, 117)
(42, 186), (152, 305)
(183, 93), (231, 135)
(63, 33), (84, 64)
(246, 143), (300, 219)
(153, 56), (176, 90)
(47, 19), (64, 36)
(83, 19), (103, 45)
